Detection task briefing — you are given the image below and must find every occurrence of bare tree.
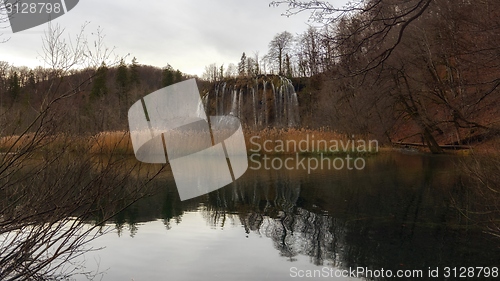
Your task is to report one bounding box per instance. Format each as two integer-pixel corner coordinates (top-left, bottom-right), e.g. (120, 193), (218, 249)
(296, 27), (323, 77)
(267, 31), (294, 75)
(0, 23), (161, 280)
(271, 0), (432, 75)
(225, 63), (237, 78)
(202, 63), (219, 82)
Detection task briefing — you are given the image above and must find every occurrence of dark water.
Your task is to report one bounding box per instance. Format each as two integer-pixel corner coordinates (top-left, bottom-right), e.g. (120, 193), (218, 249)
(76, 152), (500, 280)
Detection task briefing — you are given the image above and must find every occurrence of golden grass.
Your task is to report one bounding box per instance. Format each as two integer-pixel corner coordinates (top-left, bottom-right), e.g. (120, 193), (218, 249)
(0, 133), (88, 154)
(244, 127), (378, 155)
(0, 134), (35, 152)
(0, 131), (132, 155)
(0, 128), (379, 156)
(90, 131), (133, 155)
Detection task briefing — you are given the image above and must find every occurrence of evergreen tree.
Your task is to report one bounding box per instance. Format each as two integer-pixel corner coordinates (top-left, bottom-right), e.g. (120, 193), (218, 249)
(129, 57), (140, 85)
(90, 62), (109, 100)
(27, 70), (36, 89)
(246, 57), (256, 77)
(219, 64), (224, 81)
(253, 53), (260, 76)
(285, 54), (293, 78)
(162, 64), (175, 87)
(238, 52), (247, 76)
(116, 59), (129, 90)
(8, 71), (20, 101)
(115, 59), (129, 117)
(174, 69), (183, 84)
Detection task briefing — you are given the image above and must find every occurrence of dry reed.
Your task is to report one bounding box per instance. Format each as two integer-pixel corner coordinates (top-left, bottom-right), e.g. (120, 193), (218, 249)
(0, 128), (378, 156)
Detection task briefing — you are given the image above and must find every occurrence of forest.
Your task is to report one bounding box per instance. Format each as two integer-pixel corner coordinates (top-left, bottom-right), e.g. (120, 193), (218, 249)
(2, 0), (499, 152)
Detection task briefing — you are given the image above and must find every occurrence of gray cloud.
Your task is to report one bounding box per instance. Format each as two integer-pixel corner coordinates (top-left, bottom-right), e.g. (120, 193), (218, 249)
(0, 0), (347, 76)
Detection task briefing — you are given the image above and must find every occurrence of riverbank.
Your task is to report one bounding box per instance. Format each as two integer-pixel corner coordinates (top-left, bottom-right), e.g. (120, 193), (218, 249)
(2, 128), (496, 156)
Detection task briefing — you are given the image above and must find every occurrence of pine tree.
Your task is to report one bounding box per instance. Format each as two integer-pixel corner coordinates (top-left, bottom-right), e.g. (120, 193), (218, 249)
(238, 52), (247, 76)
(174, 69), (183, 84)
(219, 64), (224, 81)
(253, 53), (260, 76)
(162, 64), (175, 87)
(90, 62), (108, 100)
(285, 54), (293, 78)
(8, 71), (20, 101)
(129, 57), (140, 86)
(115, 59), (129, 117)
(116, 59), (129, 90)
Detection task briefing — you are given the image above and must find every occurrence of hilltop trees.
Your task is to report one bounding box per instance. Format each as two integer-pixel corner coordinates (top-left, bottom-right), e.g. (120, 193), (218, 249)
(206, 28), (330, 79)
(129, 57), (141, 86)
(238, 52), (247, 76)
(268, 0), (500, 150)
(7, 71), (20, 102)
(161, 64), (184, 87)
(193, 0), (498, 153)
(0, 23), (164, 280)
(90, 62), (109, 99)
(267, 31), (294, 75)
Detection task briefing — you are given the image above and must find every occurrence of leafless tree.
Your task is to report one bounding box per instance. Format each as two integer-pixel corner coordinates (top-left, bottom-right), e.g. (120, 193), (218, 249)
(267, 31), (294, 75)
(271, 0), (432, 75)
(202, 63), (219, 82)
(0, 23), (162, 280)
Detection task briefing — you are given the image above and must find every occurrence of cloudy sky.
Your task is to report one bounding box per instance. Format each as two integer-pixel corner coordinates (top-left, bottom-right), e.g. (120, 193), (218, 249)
(0, 0), (347, 76)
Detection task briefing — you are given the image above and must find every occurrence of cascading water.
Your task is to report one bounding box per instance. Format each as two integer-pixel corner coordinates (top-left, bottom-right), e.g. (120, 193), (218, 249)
(262, 80), (267, 127)
(230, 87), (238, 117)
(251, 86), (257, 126)
(205, 75), (300, 129)
(238, 89), (243, 119)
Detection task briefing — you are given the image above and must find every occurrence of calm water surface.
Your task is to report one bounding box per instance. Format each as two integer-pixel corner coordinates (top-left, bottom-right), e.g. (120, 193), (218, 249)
(75, 152), (500, 280)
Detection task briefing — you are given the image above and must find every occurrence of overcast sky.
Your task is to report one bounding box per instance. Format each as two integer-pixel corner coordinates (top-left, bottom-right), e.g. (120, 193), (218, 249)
(0, 0), (347, 76)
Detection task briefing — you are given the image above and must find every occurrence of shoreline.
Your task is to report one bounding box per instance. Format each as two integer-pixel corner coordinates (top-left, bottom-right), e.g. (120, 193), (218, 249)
(1, 128), (493, 157)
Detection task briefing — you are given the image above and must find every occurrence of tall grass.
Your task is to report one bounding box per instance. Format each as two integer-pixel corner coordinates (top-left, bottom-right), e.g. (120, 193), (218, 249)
(0, 128), (379, 156)
(90, 131), (133, 155)
(244, 127), (378, 155)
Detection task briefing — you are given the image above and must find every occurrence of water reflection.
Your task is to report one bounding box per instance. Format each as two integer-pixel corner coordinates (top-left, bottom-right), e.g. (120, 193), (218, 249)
(101, 153), (500, 280)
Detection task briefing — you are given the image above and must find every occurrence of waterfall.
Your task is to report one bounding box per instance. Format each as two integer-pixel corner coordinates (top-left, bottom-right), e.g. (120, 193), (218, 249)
(230, 87), (238, 116)
(208, 75), (300, 129)
(197, 94), (206, 119)
(238, 88), (243, 119)
(262, 81), (267, 126)
(289, 88), (300, 127)
(272, 82), (277, 126)
(251, 85), (257, 127)
(202, 93), (209, 115)
(214, 84), (219, 116)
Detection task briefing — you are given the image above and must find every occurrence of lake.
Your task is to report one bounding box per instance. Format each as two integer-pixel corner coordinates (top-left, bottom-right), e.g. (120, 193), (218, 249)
(74, 152), (500, 280)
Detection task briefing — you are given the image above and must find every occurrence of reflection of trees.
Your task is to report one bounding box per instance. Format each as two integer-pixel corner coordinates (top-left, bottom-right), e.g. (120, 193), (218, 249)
(112, 181), (200, 235)
(457, 152), (500, 238)
(103, 154), (499, 280)
(201, 154), (500, 278)
(203, 178), (349, 266)
(205, 174), (342, 266)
